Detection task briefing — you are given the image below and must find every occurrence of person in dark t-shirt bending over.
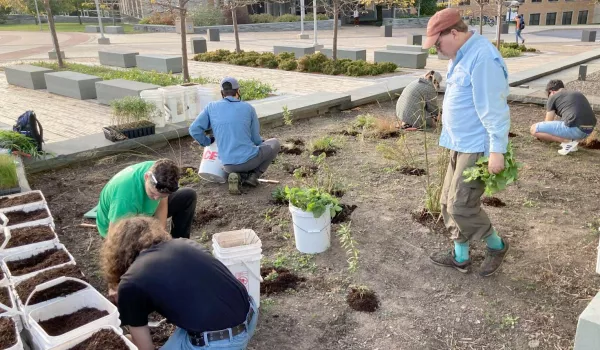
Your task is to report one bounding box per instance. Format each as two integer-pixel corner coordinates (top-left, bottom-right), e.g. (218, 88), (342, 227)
(101, 217), (257, 350)
(530, 79), (597, 155)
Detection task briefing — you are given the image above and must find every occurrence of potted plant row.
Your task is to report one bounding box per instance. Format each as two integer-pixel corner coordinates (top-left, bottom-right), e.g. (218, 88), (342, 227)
(103, 96), (158, 142)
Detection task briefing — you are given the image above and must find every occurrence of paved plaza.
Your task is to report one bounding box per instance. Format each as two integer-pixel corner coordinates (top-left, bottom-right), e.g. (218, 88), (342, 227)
(1, 24), (599, 143)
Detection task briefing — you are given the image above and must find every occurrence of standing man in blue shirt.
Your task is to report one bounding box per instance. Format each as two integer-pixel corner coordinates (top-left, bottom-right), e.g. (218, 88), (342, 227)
(189, 77), (281, 195)
(423, 9), (510, 277)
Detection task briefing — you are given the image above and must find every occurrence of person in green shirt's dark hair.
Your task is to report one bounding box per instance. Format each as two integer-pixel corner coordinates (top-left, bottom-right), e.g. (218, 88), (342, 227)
(96, 159), (197, 240)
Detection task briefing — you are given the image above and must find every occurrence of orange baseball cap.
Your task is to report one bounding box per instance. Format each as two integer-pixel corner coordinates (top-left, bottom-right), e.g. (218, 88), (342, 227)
(422, 8), (462, 49)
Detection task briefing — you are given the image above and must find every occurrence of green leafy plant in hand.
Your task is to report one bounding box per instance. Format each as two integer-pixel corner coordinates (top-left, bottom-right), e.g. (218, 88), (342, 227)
(463, 142), (522, 196)
(285, 186), (342, 218)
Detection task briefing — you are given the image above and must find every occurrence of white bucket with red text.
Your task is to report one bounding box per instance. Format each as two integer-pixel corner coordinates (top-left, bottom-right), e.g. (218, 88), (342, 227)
(198, 142), (227, 184)
(212, 229), (262, 308)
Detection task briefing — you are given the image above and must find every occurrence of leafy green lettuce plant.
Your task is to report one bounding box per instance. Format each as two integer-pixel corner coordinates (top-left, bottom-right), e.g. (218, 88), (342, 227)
(285, 187), (342, 218)
(463, 142), (522, 196)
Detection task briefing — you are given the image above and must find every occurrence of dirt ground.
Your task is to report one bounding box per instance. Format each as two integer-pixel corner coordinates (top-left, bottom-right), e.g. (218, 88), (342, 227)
(565, 70), (600, 96)
(29, 101), (600, 350)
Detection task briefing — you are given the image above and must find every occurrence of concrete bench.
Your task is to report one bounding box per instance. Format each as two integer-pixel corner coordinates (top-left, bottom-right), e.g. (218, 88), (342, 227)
(382, 25), (392, 37)
(208, 28), (220, 42)
(319, 48), (366, 61)
(44, 71), (102, 100)
(99, 50), (139, 68)
(5, 65), (53, 90)
(95, 79), (160, 105)
(191, 37), (207, 54)
(574, 292), (600, 349)
(407, 34), (422, 45)
(582, 30), (597, 42)
(273, 45), (315, 58)
(48, 50), (65, 60)
(105, 26), (124, 34)
(136, 55), (183, 73)
(386, 45), (427, 53)
(374, 50), (427, 69)
(85, 25), (100, 33)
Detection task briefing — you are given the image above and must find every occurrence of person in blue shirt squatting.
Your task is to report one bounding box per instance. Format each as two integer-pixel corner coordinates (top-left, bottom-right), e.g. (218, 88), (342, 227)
(189, 77), (281, 195)
(422, 9), (510, 277)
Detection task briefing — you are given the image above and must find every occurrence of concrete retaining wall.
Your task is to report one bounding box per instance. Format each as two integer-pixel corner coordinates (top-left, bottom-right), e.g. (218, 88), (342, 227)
(5, 14), (120, 24)
(382, 17), (431, 28)
(134, 19), (341, 34)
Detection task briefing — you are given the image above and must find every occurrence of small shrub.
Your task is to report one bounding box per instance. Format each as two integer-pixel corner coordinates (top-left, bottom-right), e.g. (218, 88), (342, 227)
(256, 53), (279, 68)
(227, 52), (261, 67)
(309, 136), (339, 153)
(345, 60), (373, 76)
(139, 12), (175, 25)
(194, 49), (233, 62)
(0, 154), (18, 190)
(297, 52), (329, 73)
(279, 59), (298, 71)
(276, 52), (296, 62)
(499, 47), (521, 58)
(305, 14), (329, 21)
(239, 79), (274, 101)
(321, 59), (351, 75)
(110, 96), (157, 125)
(276, 14), (301, 23)
(250, 14), (276, 23)
(429, 47), (437, 55)
(190, 6), (225, 26)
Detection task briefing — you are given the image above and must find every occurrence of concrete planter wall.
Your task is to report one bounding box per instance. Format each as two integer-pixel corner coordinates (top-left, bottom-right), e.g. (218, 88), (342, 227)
(134, 19), (341, 34)
(382, 17), (431, 29)
(5, 14), (120, 24)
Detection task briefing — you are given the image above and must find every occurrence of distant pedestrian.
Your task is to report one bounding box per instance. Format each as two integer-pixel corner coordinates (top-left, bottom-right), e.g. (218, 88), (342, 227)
(353, 8), (360, 26)
(515, 14), (525, 44)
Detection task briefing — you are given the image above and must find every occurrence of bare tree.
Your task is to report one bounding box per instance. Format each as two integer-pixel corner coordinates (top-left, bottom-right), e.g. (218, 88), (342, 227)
(151, 0), (192, 82)
(474, 0), (489, 35)
(43, 0), (64, 68)
(221, 0), (259, 53)
(320, 0), (360, 60)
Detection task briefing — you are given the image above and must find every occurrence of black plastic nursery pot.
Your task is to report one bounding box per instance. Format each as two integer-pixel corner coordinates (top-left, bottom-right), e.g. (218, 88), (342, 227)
(102, 121), (156, 142)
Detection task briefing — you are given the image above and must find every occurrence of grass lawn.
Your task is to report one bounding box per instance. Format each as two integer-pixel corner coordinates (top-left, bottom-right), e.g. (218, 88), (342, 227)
(0, 23), (137, 33)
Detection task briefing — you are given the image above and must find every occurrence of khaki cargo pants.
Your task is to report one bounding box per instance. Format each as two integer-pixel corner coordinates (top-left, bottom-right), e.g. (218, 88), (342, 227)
(440, 151), (494, 243)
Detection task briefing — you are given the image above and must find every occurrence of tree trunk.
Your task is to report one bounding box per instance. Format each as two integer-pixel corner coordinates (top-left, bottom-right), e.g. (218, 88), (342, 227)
(232, 7), (241, 53)
(478, 4), (483, 35)
(179, 4), (190, 82)
(44, 0), (64, 68)
(332, 1), (338, 60)
(76, 1), (82, 25)
(495, 1), (502, 49)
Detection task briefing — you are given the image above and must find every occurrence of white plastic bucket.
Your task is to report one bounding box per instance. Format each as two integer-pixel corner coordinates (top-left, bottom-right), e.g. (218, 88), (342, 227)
(0, 224), (59, 260)
(215, 255), (262, 309)
(27, 286), (120, 349)
(19, 277), (90, 316)
(140, 89), (166, 128)
(212, 229), (262, 258)
(198, 143), (227, 184)
(0, 190), (47, 213)
(2, 243), (76, 284)
(0, 316), (24, 350)
(196, 86), (218, 115)
(289, 204), (331, 254)
(47, 326), (136, 350)
(181, 84), (199, 121)
(160, 86), (186, 124)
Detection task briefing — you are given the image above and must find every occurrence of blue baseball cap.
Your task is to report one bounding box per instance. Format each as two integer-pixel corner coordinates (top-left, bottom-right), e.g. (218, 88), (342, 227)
(220, 77), (240, 90)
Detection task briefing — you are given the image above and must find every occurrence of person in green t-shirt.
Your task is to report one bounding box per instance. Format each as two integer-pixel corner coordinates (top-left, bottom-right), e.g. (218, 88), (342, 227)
(96, 159), (197, 239)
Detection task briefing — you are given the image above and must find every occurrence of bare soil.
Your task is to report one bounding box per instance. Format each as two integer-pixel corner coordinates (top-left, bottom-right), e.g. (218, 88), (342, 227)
(16, 264), (85, 303)
(29, 101), (600, 349)
(7, 248), (70, 276)
(482, 196), (507, 207)
(565, 70), (600, 96)
(399, 166), (426, 176)
(346, 287), (380, 312)
(39, 307), (109, 336)
(260, 267), (305, 295)
(0, 192), (43, 209)
(331, 204), (357, 224)
(29, 280), (87, 306)
(5, 209), (49, 226)
(0, 317), (17, 349)
(0, 287), (11, 311)
(3, 225), (56, 248)
(70, 329), (130, 350)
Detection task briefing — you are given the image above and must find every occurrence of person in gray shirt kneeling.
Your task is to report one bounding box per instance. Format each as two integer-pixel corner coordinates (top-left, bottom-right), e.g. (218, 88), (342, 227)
(530, 79), (597, 155)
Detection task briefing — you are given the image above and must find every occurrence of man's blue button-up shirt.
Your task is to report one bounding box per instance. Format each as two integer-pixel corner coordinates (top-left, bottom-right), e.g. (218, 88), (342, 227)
(440, 32), (511, 155)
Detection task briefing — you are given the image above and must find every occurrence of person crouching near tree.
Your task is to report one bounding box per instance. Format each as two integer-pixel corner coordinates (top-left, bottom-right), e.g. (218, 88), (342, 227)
(101, 216), (258, 350)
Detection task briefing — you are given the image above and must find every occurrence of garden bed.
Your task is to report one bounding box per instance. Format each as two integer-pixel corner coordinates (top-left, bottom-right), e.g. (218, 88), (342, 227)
(29, 101), (600, 349)
(6, 248), (70, 276)
(2, 225), (56, 249)
(39, 307), (109, 336)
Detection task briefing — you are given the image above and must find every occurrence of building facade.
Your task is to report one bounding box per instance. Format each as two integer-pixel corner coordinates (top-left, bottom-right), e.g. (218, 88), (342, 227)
(453, 0), (596, 25)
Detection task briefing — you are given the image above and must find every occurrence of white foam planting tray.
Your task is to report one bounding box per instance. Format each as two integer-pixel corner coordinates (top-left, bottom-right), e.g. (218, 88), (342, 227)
(0, 190), (47, 213)
(0, 224), (60, 260)
(0, 202), (54, 231)
(47, 326), (136, 350)
(1, 243), (75, 284)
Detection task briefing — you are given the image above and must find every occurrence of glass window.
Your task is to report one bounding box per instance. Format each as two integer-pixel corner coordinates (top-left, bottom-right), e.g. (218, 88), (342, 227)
(531, 0), (542, 3)
(578, 10), (588, 24)
(529, 13), (540, 25)
(546, 12), (556, 25)
(562, 11), (572, 25)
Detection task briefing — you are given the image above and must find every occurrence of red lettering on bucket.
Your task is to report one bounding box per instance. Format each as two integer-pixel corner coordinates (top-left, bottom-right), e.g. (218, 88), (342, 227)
(203, 150), (218, 160)
(235, 271), (249, 288)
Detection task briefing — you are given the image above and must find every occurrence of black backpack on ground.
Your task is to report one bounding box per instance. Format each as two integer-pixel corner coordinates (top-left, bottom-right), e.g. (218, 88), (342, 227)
(13, 110), (44, 152)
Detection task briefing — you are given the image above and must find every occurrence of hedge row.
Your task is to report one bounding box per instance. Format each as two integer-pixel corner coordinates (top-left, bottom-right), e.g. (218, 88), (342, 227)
(194, 50), (398, 77)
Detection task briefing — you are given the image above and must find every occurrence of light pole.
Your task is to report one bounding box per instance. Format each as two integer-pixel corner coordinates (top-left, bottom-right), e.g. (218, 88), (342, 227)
(312, 0), (321, 48)
(33, 0), (42, 31)
(94, 0), (110, 44)
(298, 0), (309, 39)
